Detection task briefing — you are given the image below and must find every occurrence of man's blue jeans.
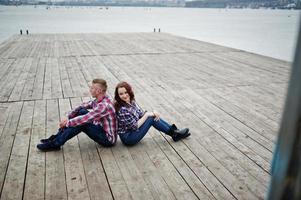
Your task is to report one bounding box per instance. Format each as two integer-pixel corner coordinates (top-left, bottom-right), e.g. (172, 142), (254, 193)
(53, 108), (113, 147)
(119, 117), (171, 146)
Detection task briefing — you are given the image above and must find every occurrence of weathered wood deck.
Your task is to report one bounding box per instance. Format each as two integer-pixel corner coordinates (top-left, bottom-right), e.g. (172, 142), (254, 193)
(0, 33), (291, 200)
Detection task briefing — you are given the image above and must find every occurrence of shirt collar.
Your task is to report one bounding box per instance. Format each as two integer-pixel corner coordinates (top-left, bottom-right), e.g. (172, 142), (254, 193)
(96, 95), (106, 103)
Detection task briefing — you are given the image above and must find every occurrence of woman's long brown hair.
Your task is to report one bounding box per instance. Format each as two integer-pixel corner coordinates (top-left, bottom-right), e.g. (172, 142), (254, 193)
(114, 81), (135, 112)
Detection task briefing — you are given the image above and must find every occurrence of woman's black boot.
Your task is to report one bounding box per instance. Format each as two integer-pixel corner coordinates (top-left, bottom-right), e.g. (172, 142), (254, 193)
(168, 124), (191, 142)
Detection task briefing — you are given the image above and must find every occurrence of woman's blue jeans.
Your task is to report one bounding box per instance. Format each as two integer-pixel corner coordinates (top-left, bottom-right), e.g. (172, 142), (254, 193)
(119, 117), (172, 146)
(53, 108), (113, 147)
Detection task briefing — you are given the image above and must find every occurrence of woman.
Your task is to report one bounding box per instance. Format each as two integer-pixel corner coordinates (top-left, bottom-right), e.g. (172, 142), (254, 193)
(114, 81), (190, 146)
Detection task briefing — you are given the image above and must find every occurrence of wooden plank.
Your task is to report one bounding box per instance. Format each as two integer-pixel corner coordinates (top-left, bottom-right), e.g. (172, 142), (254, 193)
(0, 101), (34, 200)
(50, 58), (63, 99)
(58, 98), (90, 200)
(145, 133), (216, 200)
(45, 99), (67, 200)
(31, 57), (46, 100)
(97, 147), (133, 200)
(225, 51), (290, 75)
(0, 58), (27, 102)
(0, 103), (10, 138)
(0, 102), (23, 197)
(177, 88), (272, 171)
(70, 97), (114, 200)
(8, 58), (34, 101)
(59, 58), (74, 98)
(40, 40), (48, 58)
(28, 36), (40, 58)
(23, 100), (46, 200)
(135, 89), (258, 199)
(132, 60), (269, 199)
(0, 59), (14, 81)
(101, 55), (146, 94)
(43, 58), (53, 99)
(205, 52), (288, 84)
(221, 85), (284, 116)
(88, 56), (119, 94)
(22, 58), (39, 101)
(126, 143), (178, 200)
(45, 37), (52, 58)
(197, 88), (276, 147)
(0, 35), (19, 57)
(110, 145), (155, 200)
(20, 37), (35, 58)
(64, 57), (82, 97)
(212, 86), (281, 125)
(69, 56), (90, 96)
(4, 36), (22, 59)
(75, 57), (94, 86)
(238, 85), (285, 110)
(53, 36), (60, 58)
(26, 36), (36, 57)
(172, 88), (271, 171)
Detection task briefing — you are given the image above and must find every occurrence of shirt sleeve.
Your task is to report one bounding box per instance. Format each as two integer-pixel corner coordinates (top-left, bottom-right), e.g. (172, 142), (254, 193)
(118, 108), (139, 131)
(134, 102), (144, 118)
(67, 100), (93, 118)
(67, 102), (107, 127)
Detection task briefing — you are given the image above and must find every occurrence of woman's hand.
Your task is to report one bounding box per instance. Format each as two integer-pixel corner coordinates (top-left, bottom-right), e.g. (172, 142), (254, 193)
(153, 110), (160, 121)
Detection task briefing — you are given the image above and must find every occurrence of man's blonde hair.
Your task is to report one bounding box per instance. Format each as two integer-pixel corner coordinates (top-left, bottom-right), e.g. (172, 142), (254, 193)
(92, 79), (107, 92)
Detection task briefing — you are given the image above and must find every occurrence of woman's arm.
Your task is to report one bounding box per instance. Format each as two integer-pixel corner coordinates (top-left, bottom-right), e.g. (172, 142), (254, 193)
(137, 112), (154, 128)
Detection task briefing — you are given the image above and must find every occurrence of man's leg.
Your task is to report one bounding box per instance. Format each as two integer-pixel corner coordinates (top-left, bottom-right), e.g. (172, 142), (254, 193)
(83, 124), (113, 147)
(37, 126), (84, 151)
(54, 126), (84, 146)
(72, 108), (89, 118)
(40, 108), (89, 143)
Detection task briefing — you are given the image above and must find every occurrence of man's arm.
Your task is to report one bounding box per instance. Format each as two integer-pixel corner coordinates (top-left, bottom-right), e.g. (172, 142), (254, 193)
(67, 100), (93, 119)
(66, 103), (107, 127)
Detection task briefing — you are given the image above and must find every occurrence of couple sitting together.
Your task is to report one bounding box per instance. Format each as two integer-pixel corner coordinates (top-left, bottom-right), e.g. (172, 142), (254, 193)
(37, 79), (191, 151)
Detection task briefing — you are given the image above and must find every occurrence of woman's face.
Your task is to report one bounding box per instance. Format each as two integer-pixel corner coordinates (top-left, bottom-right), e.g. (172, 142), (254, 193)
(118, 87), (130, 103)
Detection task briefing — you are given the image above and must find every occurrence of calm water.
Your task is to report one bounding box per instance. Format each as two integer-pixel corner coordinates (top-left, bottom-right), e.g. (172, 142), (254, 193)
(0, 5), (300, 61)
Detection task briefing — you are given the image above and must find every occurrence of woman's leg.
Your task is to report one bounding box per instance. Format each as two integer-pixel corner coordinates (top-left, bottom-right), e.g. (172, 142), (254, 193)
(120, 116), (189, 146)
(120, 117), (154, 146)
(152, 117), (191, 142)
(152, 118), (172, 133)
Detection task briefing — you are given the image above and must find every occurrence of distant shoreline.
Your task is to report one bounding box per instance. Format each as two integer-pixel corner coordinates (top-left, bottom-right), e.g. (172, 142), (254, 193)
(0, 2), (300, 10)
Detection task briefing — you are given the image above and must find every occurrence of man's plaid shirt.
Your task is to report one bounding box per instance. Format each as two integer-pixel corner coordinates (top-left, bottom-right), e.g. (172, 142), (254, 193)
(67, 95), (117, 144)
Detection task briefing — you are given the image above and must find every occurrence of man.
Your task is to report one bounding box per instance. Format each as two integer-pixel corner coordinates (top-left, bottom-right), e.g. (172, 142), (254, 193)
(37, 79), (117, 151)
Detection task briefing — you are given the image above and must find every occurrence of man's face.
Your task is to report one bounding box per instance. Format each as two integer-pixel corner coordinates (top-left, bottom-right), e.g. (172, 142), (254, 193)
(90, 83), (102, 97)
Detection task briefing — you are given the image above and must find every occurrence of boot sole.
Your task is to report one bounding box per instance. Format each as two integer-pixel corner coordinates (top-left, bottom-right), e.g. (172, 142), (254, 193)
(173, 132), (191, 142)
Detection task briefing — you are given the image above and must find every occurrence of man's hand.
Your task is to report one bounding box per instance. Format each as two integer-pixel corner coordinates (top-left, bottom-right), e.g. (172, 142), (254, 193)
(59, 118), (68, 128)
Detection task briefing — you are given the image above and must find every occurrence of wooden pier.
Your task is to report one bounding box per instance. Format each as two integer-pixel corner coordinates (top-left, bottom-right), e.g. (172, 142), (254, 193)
(0, 33), (291, 200)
